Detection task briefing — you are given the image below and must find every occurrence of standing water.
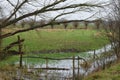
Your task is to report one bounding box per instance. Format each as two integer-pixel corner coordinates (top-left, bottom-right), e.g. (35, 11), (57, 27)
(18, 44), (117, 80)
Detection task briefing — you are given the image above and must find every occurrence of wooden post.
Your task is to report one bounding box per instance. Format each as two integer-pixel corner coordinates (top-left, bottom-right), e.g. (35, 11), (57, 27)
(18, 35), (22, 68)
(45, 58), (48, 80)
(77, 56), (80, 80)
(46, 58), (48, 68)
(93, 49), (96, 68)
(93, 49), (96, 59)
(73, 56), (75, 80)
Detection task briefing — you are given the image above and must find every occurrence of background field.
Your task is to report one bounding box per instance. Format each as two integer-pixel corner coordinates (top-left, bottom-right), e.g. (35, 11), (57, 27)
(3, 29), (108, 53)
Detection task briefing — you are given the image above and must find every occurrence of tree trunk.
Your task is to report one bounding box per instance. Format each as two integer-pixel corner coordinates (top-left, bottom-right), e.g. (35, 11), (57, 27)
(0, 27), (2, 52)
(118, 25), (120, 59)
(119, 26), (120, 51)
(0, 27), (3, 60)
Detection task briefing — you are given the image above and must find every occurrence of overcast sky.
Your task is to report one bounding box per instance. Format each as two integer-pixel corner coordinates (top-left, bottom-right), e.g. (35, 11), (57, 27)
(48, 0), (109, 20)
(0, 0), (110, 20)
(57, 0), (110, 20)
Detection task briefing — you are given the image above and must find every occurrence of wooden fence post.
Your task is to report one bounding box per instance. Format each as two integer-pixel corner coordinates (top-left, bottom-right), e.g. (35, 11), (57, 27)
(45, 58), (48, 80)
(77, 56), (80, 80)
(73, 56), (75, 80)
(93, 49), (96, 68)
(46, 58), (48, 68)
(104, 45), (106, 53)
(93, 49), (96, 59)
(18, 35), (23, 68)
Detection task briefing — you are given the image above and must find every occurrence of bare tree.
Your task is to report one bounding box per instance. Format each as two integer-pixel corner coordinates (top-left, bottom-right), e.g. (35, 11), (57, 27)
(49, 19), (54, 29)
(84, 21), (88, 29)
(104, 0), (120, 59)
(0, 0), (104, 56)
(63, 23), (68, 29)
(21, 21), (25, 28)
(28, 19), (36, 28)
(73, 22), (79, 29)
(95, 19), (101, 29)
(62, 19), (68, 29)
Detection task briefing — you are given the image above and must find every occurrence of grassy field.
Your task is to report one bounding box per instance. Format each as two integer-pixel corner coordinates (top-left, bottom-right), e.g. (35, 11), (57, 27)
(0, 28), (108, 67)
(3, 29), (108, 53)
(83, 61), (120, 80)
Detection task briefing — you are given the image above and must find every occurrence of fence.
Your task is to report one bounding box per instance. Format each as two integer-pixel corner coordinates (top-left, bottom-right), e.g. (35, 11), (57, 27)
(19, 55), (87, 80)
(3, 35), (87, 80)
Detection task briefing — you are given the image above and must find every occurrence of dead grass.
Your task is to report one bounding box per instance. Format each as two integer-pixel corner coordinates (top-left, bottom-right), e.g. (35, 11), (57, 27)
(80, 61), (92, 69)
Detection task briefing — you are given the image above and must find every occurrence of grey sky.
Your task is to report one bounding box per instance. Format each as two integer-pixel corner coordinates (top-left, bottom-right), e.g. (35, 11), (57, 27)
(50, 0), (110, 20)
(0, 0), (110, 20)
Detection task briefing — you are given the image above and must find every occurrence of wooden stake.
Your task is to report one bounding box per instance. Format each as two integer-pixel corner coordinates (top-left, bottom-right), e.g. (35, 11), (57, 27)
(73, 56), (75, 80)
(77, 56), (80, 80)
(93, 49), (96, 59)
(45, 58), (48, 80)
(18, 35), (22, 68)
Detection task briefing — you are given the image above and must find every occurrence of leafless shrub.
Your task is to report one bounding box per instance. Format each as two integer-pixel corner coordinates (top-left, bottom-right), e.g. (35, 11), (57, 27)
(95, 19), (101, 29)
(103, 0), (120, 59)
(73, 22), (79, 29)
(84, 21), (88, 29)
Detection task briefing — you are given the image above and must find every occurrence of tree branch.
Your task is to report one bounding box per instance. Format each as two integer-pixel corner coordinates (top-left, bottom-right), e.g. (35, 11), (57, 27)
(2, 3), (100, 28)
(4, 0), (28, 23)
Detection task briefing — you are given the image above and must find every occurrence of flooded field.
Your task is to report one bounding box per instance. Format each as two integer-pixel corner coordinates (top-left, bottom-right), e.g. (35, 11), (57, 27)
(12, 44), (116, 80)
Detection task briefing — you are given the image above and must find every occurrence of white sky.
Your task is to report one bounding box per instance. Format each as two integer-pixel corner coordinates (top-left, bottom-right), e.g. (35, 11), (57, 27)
(51, 0), (110, 20)
(49, 0), (110, 20)
(0, 0), (110, 20)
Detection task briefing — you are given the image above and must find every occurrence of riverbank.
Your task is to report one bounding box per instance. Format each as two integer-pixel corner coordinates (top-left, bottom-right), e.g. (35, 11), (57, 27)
(83, 60), (120, 80)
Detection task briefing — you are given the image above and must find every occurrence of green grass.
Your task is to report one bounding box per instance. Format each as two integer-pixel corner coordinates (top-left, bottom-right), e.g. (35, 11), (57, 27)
(0, 28), (109, 67)
(83, 62), (120, 80)
(2, 29), (108, 52)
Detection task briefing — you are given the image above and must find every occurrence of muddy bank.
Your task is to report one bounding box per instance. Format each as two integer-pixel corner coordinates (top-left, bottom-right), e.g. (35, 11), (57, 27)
(30, 44), (112, 54)
(31, 48), (82, 54)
